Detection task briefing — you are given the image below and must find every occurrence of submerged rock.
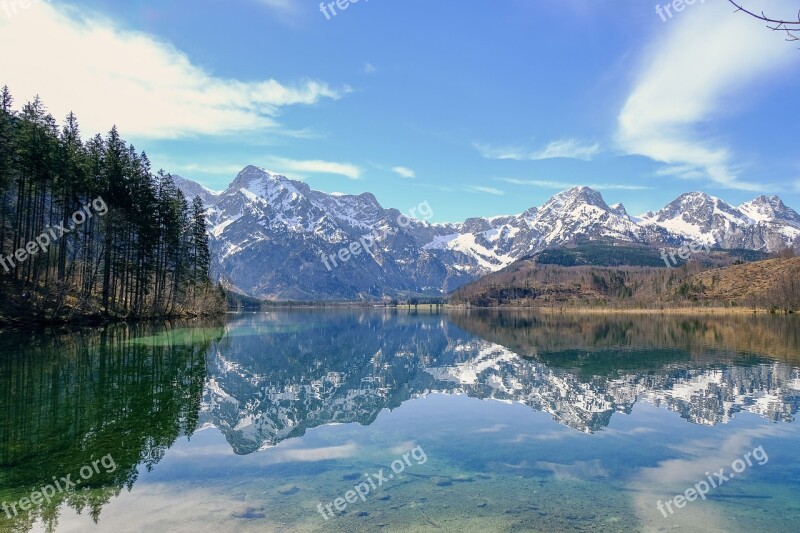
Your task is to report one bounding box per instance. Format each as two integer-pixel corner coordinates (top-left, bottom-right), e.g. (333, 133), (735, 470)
(277, 485), (300, 496)
(231, 506), (267, 519)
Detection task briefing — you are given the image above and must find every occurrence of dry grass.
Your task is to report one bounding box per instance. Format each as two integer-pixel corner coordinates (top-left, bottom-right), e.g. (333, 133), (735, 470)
(691, 257), (800, 304)
(448, 257), (800, 311)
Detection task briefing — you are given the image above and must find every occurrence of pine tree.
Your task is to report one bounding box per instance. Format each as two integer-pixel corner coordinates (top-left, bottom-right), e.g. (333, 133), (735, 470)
(190, 196), (210, 286)
(0, 88), (225, 322)
(0, 86), (16, 267)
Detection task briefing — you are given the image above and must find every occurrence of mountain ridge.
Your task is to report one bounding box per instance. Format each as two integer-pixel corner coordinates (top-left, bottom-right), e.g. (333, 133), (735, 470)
(176, 166), (800, 300)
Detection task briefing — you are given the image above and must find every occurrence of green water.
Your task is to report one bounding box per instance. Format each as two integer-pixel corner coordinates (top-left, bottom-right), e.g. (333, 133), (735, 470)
(1, 311), (799, 532)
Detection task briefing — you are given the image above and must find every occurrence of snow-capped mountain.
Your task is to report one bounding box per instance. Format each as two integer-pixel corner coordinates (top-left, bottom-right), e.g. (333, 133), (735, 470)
(176, 166), (800, 300)
(192, 166), (474, 299)
(740, 195), (800, 225)
(637, 192), (800, 250)
(421, 186), (657, 267)
(172, 175), (222, 207)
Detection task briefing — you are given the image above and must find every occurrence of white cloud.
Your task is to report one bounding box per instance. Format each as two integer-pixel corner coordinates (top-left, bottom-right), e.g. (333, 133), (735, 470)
(466, 185), (505, 196)
(270, 157), (362, 180)
(617, 0), (795, 191)
(255, 0), (294, 12)
(392, 166), (416, 179)
(530, 139), (601, 161)
(0, 3), (346, 139)
(157, 162), (246, 176)
(497, 178), (649, 190)
(476, 138), (601, 161)
(363, 62), (378, 74)
(265, 443), (358, 463)
(654, 165), (707, 180)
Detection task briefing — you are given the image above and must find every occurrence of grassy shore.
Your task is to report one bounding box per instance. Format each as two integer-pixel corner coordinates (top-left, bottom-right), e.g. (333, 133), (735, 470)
(443, 305), (784, 315)
(233, 303), (794, 315)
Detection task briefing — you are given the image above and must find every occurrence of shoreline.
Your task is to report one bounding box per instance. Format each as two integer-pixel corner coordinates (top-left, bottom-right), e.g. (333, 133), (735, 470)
(0, 311), (225, 331)
(237, 304), (795, 315)
(3, 305), (795, 329)
(444, 306), (785, 315)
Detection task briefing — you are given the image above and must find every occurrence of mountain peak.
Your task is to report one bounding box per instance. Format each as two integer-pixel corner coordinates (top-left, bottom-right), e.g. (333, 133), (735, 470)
(661, 191), (740, 214)
(229, 166), (285, 189)
(675, 191), (713, 203)
(549, 186), (609, 211)
(740, 195), (800, 226)
(565, 185), (595, 195)
(171, 175), (221, 206)
(609, 203), (629, 218)
(744, 194), (786, 209)
(225, 165), (313, 203)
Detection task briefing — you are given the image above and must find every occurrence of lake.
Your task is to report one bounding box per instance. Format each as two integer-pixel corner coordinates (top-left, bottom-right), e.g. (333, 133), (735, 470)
(1, 310), (799, 532)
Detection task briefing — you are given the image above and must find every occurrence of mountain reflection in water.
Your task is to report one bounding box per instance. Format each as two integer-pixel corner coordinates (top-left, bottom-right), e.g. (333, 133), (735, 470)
(200, 311), (800, 453)
(1, 311), (799, 532)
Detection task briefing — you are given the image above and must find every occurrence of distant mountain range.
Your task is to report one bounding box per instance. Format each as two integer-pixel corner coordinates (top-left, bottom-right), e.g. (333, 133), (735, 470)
(175, 166), (800, 300)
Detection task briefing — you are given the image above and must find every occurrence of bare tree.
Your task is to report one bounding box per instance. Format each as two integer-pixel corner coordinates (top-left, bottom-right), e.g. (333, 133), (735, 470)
(728, 1), (800, 42)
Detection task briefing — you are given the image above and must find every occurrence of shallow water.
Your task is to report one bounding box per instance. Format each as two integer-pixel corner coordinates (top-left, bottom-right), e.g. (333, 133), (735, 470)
(1, 311), (799, 532)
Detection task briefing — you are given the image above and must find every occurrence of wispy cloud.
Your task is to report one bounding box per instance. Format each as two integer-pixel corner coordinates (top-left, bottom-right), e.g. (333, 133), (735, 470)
(270, 157), (363, 180)
(476, 138), (601, 161)
(158, 162), (246, 176)
(497, 178), (648, 190)
(253, 0), (303, 22)
(466, 185), (505, 196)
(531, 139), (602, 161)
(255, 0), (294, 12)
(616, 0), (794, 191)
(0, 3), (346, 139)
(474, 424), (509, 434)
(363, 62), (378, 74)
(536, 460), (609, 481)
(278, 128), (325, 140)
(654, 165), (707, 180)
(265, 443), (358, 464)
(392, 166), (416, 179)
(418, 183), (457, 193)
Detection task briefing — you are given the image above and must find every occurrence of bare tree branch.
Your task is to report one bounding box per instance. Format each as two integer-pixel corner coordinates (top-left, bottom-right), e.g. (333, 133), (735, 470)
(728, 0), (800, 42)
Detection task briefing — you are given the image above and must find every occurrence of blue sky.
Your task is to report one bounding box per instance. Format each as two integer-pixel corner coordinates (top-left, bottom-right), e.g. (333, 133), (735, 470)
(1, 0), (799, 221)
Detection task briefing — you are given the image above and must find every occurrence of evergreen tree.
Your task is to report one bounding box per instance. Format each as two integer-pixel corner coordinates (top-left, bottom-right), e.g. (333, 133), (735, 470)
(190, 196), (211, 286)
(0, 87), (225, 322)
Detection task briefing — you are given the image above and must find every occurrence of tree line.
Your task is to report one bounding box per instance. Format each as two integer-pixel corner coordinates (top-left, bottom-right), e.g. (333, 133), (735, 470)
(448, 254), (800, 312)
(0, 86), (225, 323)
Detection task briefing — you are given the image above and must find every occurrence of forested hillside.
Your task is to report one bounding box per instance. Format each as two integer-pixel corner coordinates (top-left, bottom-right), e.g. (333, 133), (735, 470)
(448, 255), (800, 312)
(0, 87), (225, 324)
